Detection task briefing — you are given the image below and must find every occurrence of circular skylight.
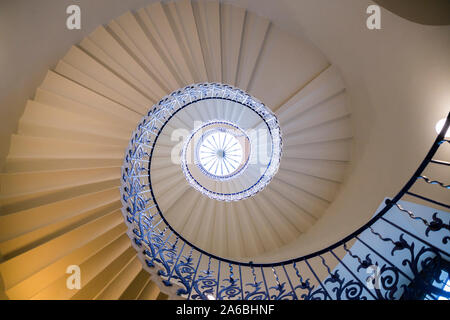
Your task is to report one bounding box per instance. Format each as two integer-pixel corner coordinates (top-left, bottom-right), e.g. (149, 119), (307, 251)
(165, 83), (282, 202)
(184, 120), (251, 182)
(197, 129), (244, 179)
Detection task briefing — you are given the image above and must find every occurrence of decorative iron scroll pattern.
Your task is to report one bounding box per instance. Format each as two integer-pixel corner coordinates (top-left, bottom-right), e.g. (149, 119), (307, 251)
(417, 175), (449, 189)
(121, 87), (449, 301)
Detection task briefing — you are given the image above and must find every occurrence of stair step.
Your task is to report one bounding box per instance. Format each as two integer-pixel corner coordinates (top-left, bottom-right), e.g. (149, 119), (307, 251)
(1, 210), (124, 292)
(192, 0), (222, 82)
(82, 26), (166, 100)
(95, 257), (142, 300)
(4, 223), (126, 299)
(58, 46), (150, 113)
(118, 269), (150, 300)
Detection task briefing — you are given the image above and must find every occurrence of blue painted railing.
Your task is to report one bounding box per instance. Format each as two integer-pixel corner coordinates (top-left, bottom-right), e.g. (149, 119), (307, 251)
(121, 84), (449, 300)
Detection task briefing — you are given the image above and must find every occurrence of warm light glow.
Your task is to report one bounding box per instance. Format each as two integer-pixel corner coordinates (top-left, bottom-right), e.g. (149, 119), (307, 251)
(435, 118), (450, 137)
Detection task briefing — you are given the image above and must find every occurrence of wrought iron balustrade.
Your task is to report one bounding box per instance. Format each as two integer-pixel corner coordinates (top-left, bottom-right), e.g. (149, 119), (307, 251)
(121, 85), (450, 300)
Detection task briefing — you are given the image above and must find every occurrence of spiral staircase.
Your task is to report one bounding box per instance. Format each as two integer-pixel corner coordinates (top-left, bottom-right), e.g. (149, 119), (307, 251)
(0, 0), (448, 300)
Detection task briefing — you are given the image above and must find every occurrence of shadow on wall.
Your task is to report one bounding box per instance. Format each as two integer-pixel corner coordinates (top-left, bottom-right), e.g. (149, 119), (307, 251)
(374, 0), (450, 25)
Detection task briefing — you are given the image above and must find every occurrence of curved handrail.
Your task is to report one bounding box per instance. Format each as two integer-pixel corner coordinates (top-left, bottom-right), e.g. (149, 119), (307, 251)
(150, 94), (281, 201)
(153, 110), (450, 267)
(121, 85), (449, 300)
